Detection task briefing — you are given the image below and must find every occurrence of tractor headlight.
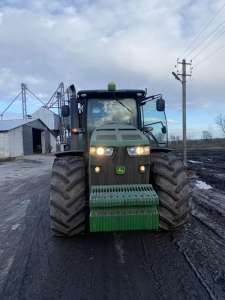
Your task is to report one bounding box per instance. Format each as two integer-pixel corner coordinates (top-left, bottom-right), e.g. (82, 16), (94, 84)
(127, 146), (150, 156)
(90, 146), (113, 156)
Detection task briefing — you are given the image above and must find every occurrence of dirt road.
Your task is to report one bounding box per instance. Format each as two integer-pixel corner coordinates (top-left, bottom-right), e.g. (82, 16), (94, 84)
(0, 151), (225, 300)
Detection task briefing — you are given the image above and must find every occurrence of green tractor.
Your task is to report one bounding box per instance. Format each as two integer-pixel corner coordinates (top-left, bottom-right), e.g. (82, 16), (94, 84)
(50, 83), (191, 237)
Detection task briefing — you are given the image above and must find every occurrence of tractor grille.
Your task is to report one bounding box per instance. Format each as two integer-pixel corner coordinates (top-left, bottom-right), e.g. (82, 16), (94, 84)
(90, 184), (158, 208)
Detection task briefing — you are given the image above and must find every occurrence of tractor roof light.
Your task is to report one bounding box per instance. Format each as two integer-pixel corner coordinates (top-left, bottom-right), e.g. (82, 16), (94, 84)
(107, 82), (116, 91)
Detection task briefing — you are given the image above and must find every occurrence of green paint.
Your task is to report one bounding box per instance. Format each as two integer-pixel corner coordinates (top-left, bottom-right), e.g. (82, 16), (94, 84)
(115, 166), (126, 175)
(90, 207), (158, 232)
(89, 184), (159, 232)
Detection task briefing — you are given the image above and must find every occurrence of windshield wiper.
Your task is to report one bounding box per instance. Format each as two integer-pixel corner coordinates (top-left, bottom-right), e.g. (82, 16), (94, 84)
(114, 98), (133, 114)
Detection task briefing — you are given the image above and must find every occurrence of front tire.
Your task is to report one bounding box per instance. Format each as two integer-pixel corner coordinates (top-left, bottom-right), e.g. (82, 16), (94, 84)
(150, 152), (191, 230)
(49, 156), (87, 237)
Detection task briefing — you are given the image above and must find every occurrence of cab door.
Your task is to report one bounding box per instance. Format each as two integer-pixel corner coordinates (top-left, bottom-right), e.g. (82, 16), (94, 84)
(141, 96), (168, 147)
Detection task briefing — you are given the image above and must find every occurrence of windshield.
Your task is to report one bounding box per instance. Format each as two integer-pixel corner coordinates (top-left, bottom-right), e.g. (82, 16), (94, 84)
(87, 98), (137, 131)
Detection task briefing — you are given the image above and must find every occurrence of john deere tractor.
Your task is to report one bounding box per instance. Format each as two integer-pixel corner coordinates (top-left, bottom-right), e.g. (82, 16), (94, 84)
(50, 83), (191, 237)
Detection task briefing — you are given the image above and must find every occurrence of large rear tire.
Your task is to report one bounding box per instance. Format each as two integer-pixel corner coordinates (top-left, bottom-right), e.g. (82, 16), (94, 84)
(150, 152), (191, 230)
(49, 156), (87, 237)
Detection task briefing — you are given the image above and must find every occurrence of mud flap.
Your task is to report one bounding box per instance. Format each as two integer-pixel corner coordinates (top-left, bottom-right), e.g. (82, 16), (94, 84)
(89, 184), (159, 232)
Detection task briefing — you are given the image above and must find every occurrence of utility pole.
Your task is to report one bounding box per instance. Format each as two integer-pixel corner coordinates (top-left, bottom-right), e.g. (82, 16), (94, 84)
(181, 59), (187, 166)
(172, 59), (192, 167)
(21, 83), (27, 119)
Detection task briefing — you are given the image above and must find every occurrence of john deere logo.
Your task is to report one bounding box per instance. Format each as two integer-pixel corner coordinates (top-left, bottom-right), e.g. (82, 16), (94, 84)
(115, 166), (126, 175)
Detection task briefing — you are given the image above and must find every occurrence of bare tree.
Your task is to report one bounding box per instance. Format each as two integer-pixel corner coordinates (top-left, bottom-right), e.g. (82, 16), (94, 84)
(202, 130), (212, 140)
(216, 114), (225, 135)
(170, 135), (176, 143)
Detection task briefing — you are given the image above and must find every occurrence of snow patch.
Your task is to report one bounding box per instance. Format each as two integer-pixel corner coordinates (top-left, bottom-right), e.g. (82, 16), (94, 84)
(195, 180), (212, 190)
(114, 233), (125, 264)
(11, 224), (20, 231)
(189, 160), (203, 164)
(0, 256), (14, 281)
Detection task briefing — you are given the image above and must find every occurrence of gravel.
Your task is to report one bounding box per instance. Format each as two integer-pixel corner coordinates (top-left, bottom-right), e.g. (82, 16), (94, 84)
(0, 151), (225, 300)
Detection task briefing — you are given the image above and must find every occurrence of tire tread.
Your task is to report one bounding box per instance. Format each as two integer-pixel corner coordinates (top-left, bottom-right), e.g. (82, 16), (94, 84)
(49, 156), (87, 237)
(151, 152), (191, 230)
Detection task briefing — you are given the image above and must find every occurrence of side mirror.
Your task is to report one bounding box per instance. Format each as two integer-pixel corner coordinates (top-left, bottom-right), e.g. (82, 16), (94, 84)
(61, 105), (70, 117)
(161, 125), (167, 134)
(156, 98), (165, 112)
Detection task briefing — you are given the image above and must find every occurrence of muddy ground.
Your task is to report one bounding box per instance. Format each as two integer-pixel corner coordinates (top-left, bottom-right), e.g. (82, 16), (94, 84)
(0, 150), (224, 300)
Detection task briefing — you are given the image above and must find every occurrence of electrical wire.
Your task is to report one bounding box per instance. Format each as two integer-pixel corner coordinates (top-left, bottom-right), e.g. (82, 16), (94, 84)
(183, 2), (225, 56)
(192, 27), (225, 60)
(186, 20), (225, 57)
(195, 42), (225, 67)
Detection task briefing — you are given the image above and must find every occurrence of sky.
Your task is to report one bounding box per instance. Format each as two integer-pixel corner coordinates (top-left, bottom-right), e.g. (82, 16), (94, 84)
(0, 0), (225, 138)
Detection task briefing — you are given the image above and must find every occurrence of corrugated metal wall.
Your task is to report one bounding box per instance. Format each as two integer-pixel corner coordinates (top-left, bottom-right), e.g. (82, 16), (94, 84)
(0, 119), (56, 157)
(0, 127), (23, 158)
(0, 132), (9, 157)
(32, 108), (60, 130)
(8, 127), (23, 156)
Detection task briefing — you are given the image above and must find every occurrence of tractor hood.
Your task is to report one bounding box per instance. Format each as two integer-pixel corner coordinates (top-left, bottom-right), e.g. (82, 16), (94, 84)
(90, 124), (149, 147)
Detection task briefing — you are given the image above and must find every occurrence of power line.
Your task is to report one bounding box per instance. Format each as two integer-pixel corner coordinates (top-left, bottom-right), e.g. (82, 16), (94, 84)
(192, 27), (225, 60)
(183, 2), (225, 56)
(195, 42), (225, 67)
(187, 20), (225, 57)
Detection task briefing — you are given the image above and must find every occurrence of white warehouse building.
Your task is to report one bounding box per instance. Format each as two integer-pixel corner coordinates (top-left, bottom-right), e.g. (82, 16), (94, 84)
(32, 107), (60, 134)
(0, 119), (57, 158)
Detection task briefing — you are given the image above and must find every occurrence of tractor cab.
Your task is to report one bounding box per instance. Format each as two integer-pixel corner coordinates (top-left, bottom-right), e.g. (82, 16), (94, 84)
(65, 83), (168, 152)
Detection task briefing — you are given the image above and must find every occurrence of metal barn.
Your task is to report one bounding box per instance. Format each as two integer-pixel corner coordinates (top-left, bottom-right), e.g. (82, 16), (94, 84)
(0, 119), (56, 158)
(31, 107), (60, 133)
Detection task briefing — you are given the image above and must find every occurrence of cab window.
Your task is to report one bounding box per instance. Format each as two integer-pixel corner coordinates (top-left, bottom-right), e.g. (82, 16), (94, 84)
(87, 98), (137, 131)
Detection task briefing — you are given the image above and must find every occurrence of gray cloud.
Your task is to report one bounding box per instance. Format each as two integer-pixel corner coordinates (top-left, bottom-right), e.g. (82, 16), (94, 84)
(0, 0), (225, 136)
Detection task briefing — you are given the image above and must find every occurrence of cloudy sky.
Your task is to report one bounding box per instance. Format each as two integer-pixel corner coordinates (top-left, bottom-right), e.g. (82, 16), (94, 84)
(0, 0), (225, 138)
